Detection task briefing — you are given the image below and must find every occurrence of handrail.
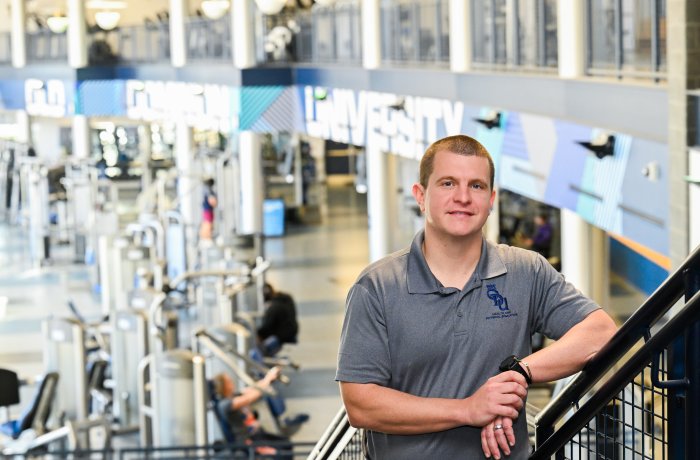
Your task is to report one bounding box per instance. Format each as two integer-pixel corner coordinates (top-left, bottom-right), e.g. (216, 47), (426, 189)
(535, 244), (700, 431)
(530, 288), (700, 459)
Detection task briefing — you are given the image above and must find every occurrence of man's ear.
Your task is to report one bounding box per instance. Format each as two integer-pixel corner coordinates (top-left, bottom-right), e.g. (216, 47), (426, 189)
(412, 183), (425, 212)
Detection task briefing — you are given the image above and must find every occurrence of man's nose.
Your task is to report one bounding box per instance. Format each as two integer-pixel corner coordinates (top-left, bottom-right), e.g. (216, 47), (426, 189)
(454, 185), (471, 202)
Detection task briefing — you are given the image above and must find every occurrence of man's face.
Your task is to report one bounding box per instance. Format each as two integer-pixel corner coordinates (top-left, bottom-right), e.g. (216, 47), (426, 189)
(412, 150), (495, 241)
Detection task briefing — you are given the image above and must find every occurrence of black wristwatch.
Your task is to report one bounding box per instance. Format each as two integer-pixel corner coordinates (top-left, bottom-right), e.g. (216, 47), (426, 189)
(499, 355), (533, 384)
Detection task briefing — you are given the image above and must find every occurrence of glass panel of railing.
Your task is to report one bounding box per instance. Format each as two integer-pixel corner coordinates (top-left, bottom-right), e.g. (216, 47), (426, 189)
(26, 30), (68, 63)
(108, 23), (170, 64)
(0, 32), (11, 64)
(587, 0), (616, 70)
(516, 0), (558, 68)
(474, 0), (555, 71)
(185, 16), (232, 61)
(380, 0), (449, 67)
(263, 2), (361, 65)
(622, 0), (654, 74)
(587, 0), (666, 80)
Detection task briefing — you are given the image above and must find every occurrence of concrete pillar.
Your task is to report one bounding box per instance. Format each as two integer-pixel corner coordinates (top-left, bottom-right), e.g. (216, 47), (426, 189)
(667, 0), (700, 269)
(362, 0), (381, 69)
(560, 209), (608, 306)
(169, 0), (188, 67)
(449, 0), (471, 72)
(15, 111), (31, 145)
(238, 131), (263, 235)
(366, 143), (391, 261)
(505, 0), (517, 66)
(174, 120), (197, 266)
(10, 0), (26, 68)
(67, 0), (87, 68)
(557, 0), (585, 78)
(71, 115), (91, 160)
(233, 0), (256, 68)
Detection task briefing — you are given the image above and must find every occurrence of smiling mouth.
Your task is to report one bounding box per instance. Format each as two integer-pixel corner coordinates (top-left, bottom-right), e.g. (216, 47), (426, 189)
(448, 211), (475, 216)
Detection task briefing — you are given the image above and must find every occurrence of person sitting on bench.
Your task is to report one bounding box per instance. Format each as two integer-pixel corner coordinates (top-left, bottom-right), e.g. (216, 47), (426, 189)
(211, 367), (290, 456)
(258, 283), (299, 357)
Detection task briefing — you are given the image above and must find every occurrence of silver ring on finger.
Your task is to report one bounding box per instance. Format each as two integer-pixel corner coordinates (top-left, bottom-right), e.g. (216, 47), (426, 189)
(494, 424), (503, 431)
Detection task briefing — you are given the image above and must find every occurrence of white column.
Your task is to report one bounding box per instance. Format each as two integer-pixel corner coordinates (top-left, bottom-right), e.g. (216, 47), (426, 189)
(449, 0), (471, 72)
(175, 120), (198, 266)
(233, 0), (256, 68)
(238, 131), (263, 235)
(590, 224), (609, 308)
(484, 188), (500, 244)
(10, 0), (26, 68)
(366, 143), (391, 261)
(169, 0), (188, 67)
(689, 148), (700, 250)
(67, 0), (87, 68)
(362, 0), (381, 69)
(557, 0), (585, 78)
(560, 209), (608, 306)
(561, 209), (591, 296)
(71, 115), (91, 160)
(505, 0), (517, 67)
(15, 111), (31, 145)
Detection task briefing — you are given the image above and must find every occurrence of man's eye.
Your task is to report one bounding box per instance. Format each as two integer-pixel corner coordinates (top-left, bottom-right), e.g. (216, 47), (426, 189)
(442, 181), (454, 187)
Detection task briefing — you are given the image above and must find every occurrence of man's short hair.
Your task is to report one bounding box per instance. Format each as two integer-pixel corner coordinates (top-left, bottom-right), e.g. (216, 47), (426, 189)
(419, 135), (495, 189)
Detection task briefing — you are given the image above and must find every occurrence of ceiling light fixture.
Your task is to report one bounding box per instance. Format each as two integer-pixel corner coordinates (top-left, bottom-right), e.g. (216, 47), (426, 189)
(86, 1), (128, 9)
(201, 0), (230, 19)
(255, 0), (286, 15)
(46, 15), (69, 34)
(95, 10), (121, 31)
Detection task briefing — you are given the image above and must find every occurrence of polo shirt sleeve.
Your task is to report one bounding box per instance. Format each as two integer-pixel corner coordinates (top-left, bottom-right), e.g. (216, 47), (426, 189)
(531, 254), (600, 340)
(336, 282), (391, 385)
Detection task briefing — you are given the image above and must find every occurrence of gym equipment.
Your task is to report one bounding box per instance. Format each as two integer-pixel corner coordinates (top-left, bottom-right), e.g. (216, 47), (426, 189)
(138, 350), (208, 448)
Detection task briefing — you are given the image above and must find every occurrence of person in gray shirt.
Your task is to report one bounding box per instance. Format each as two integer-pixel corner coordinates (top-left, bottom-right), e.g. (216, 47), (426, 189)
(336, 135), (617, 459)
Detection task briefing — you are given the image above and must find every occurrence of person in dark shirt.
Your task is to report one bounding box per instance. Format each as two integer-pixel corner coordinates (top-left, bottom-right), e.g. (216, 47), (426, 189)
(527, 213), (554, 258)
(258, 284), (299, 356)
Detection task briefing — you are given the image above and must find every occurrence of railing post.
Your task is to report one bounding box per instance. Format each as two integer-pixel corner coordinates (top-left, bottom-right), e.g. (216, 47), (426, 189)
(685, 265), (700, 459)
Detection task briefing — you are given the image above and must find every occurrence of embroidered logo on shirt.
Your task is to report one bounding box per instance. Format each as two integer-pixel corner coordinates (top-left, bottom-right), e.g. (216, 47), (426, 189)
(485, 284), (518, 320)
(486, 284), (509, 311)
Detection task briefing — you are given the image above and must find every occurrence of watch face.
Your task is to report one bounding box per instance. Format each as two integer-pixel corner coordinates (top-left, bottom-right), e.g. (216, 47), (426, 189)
(499, 355), (517, 371)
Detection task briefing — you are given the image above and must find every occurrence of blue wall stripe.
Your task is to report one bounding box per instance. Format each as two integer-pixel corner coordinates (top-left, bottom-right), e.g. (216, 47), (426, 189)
(610, 237), (668, 296)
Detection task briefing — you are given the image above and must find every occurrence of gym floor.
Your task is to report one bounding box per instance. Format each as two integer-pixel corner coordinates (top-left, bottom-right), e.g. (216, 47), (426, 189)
(0, 182), (645, 447)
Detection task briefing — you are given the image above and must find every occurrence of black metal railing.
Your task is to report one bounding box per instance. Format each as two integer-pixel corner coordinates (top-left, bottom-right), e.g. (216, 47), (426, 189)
(532, 245), (700, 459)
(0, 441), (318, 459)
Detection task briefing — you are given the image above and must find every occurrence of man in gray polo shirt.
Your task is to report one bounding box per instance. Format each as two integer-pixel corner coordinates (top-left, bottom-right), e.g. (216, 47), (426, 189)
(336, 135), (617, 459)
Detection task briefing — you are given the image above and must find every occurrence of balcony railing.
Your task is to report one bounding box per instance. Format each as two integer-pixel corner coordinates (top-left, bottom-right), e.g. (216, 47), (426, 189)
(380, 0), (450, 67)
(293, 1), (362, 65)
(105, 22), (170, 63)
(472, 0), (558, 72)
(185, 16), (232, 62)
(586, 0), (666, 82)
(0, 32), (10, 64)
(26, 29), (68, 63)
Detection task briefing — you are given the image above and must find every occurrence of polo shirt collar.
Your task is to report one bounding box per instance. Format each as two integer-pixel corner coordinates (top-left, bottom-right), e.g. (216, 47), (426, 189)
(407, 230), (507, 294)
